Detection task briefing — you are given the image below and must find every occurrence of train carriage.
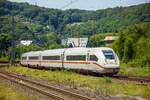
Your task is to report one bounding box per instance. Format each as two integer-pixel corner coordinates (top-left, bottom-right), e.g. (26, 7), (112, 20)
(21, 47), (120, 75)
(40, 49), (64, 68)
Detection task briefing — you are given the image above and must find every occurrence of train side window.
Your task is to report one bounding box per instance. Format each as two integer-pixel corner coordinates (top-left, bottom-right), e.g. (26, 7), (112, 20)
(90, 55), (98, 61)
(22, 57), (27, 60)
(29, 56), (39, 60)
(42, 56), (60, 60)
(66, 55), (86, 61)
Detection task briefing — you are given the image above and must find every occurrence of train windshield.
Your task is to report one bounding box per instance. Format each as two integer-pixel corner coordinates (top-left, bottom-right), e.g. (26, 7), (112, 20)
(102, 50), (115, 60)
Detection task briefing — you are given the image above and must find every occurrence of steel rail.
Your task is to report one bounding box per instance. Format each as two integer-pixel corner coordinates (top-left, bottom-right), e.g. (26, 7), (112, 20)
(113, 74), (150, 83)
(0, 72), (64, 100)
(0, 71), (93, 100)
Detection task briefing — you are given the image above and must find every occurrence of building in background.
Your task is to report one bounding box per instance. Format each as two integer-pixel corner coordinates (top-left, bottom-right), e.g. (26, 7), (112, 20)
(61, 38), (88, 47)
(104, 36), (118, 46)
(20, 40), (32, 46)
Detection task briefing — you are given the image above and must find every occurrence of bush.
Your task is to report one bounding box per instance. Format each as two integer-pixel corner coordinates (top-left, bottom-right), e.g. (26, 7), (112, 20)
(104, 77), (112, 83)
(112, 22), (150, 67)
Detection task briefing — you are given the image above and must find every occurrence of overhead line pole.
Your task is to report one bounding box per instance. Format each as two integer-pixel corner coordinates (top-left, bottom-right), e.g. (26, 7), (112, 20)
(10, 13), (16, 65)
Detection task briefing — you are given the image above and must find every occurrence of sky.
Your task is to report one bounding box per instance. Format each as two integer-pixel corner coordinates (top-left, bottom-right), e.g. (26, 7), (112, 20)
(9, 0), (150, 10)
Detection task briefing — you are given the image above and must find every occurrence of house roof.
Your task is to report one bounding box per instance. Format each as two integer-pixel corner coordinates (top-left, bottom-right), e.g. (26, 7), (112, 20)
(104, 36), (118, 41)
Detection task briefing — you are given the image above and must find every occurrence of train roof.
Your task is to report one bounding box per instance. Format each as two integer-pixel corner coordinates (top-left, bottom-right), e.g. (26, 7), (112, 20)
(21, 47), (113, 56)
(63, 47), (113, 54)
(64, 47), (113, 51)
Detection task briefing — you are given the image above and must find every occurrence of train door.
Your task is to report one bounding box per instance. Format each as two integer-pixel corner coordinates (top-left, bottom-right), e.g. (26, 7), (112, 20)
(39, 53), (41, 67)
(61, 51), (65, 68)
(87, 52), (90, 61)
(87, 51), (95, 71)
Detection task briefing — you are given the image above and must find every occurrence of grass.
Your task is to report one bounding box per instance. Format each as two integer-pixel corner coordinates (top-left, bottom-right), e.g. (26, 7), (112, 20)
(5, 66), (150, 99)
(0, 79), (27, 100)
(0, 56), (8, 61)
(119, 63), (150, 77)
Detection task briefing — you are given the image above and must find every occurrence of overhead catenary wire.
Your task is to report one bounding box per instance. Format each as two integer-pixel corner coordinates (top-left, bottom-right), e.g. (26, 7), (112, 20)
(119, 0), (122, 7)
(61, 0), (79, 9)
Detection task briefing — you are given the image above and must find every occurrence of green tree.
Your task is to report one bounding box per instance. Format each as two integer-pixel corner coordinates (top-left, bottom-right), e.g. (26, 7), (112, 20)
(112, 22), (150, 67)
(89, 34), (105, 47)
(16, 44), (43, 59)
(123, 38), (133, 63)
(0, 33), (11, 58)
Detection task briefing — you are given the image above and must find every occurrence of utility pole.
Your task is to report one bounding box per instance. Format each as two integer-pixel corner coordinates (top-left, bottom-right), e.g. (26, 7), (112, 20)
(119, 0), (122, 7)
(10, 13), (16, 65)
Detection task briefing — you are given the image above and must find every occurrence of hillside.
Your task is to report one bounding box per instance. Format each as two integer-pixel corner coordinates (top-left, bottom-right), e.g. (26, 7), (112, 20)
(0, 0), (150, 38)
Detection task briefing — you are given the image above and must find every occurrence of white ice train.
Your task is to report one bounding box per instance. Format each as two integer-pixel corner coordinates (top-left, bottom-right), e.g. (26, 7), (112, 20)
(21, 47), (120, 75)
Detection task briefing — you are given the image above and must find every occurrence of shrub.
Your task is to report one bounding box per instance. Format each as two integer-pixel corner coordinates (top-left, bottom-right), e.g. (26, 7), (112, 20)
(104, 77), (112, 83)
(112, 22), (150, 67)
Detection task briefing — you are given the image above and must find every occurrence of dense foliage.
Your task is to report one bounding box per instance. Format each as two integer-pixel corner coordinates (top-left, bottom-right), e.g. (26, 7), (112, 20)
(0, 33), (11, 59)
(112, 22), (150, 67)
(0, 0), (149, 37)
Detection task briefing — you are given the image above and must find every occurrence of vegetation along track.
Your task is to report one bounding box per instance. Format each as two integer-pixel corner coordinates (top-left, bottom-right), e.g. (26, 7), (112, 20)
(0, 71), (93, 100)
(112, 74), (150, 84)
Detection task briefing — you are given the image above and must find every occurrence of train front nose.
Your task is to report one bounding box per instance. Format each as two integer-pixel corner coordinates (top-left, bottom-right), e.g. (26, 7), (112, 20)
(104, 67), (120, 74)
(103, 61), (120, 74)
(102, 49), (120, 69)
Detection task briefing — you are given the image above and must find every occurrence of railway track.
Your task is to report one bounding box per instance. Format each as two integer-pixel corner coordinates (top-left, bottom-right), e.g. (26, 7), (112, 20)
(0, 61), (19, 67)
(0, 71), (93, 100)
(0, 60), (19, 63)
(0, 61), (9, 67)
(0, 63), (9, 67)
(0, 61), (149, 84)
(112, 74), (150, 84)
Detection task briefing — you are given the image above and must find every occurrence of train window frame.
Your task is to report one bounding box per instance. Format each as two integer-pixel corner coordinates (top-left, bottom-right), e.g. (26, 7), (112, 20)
(102, 50), (115, 60)
(66, 55), (86, 61)
(28, 56), (39, 60)
(42, 55), (60, 60)
(22, 57), (27, 60)
(89, 55), (98, 61)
